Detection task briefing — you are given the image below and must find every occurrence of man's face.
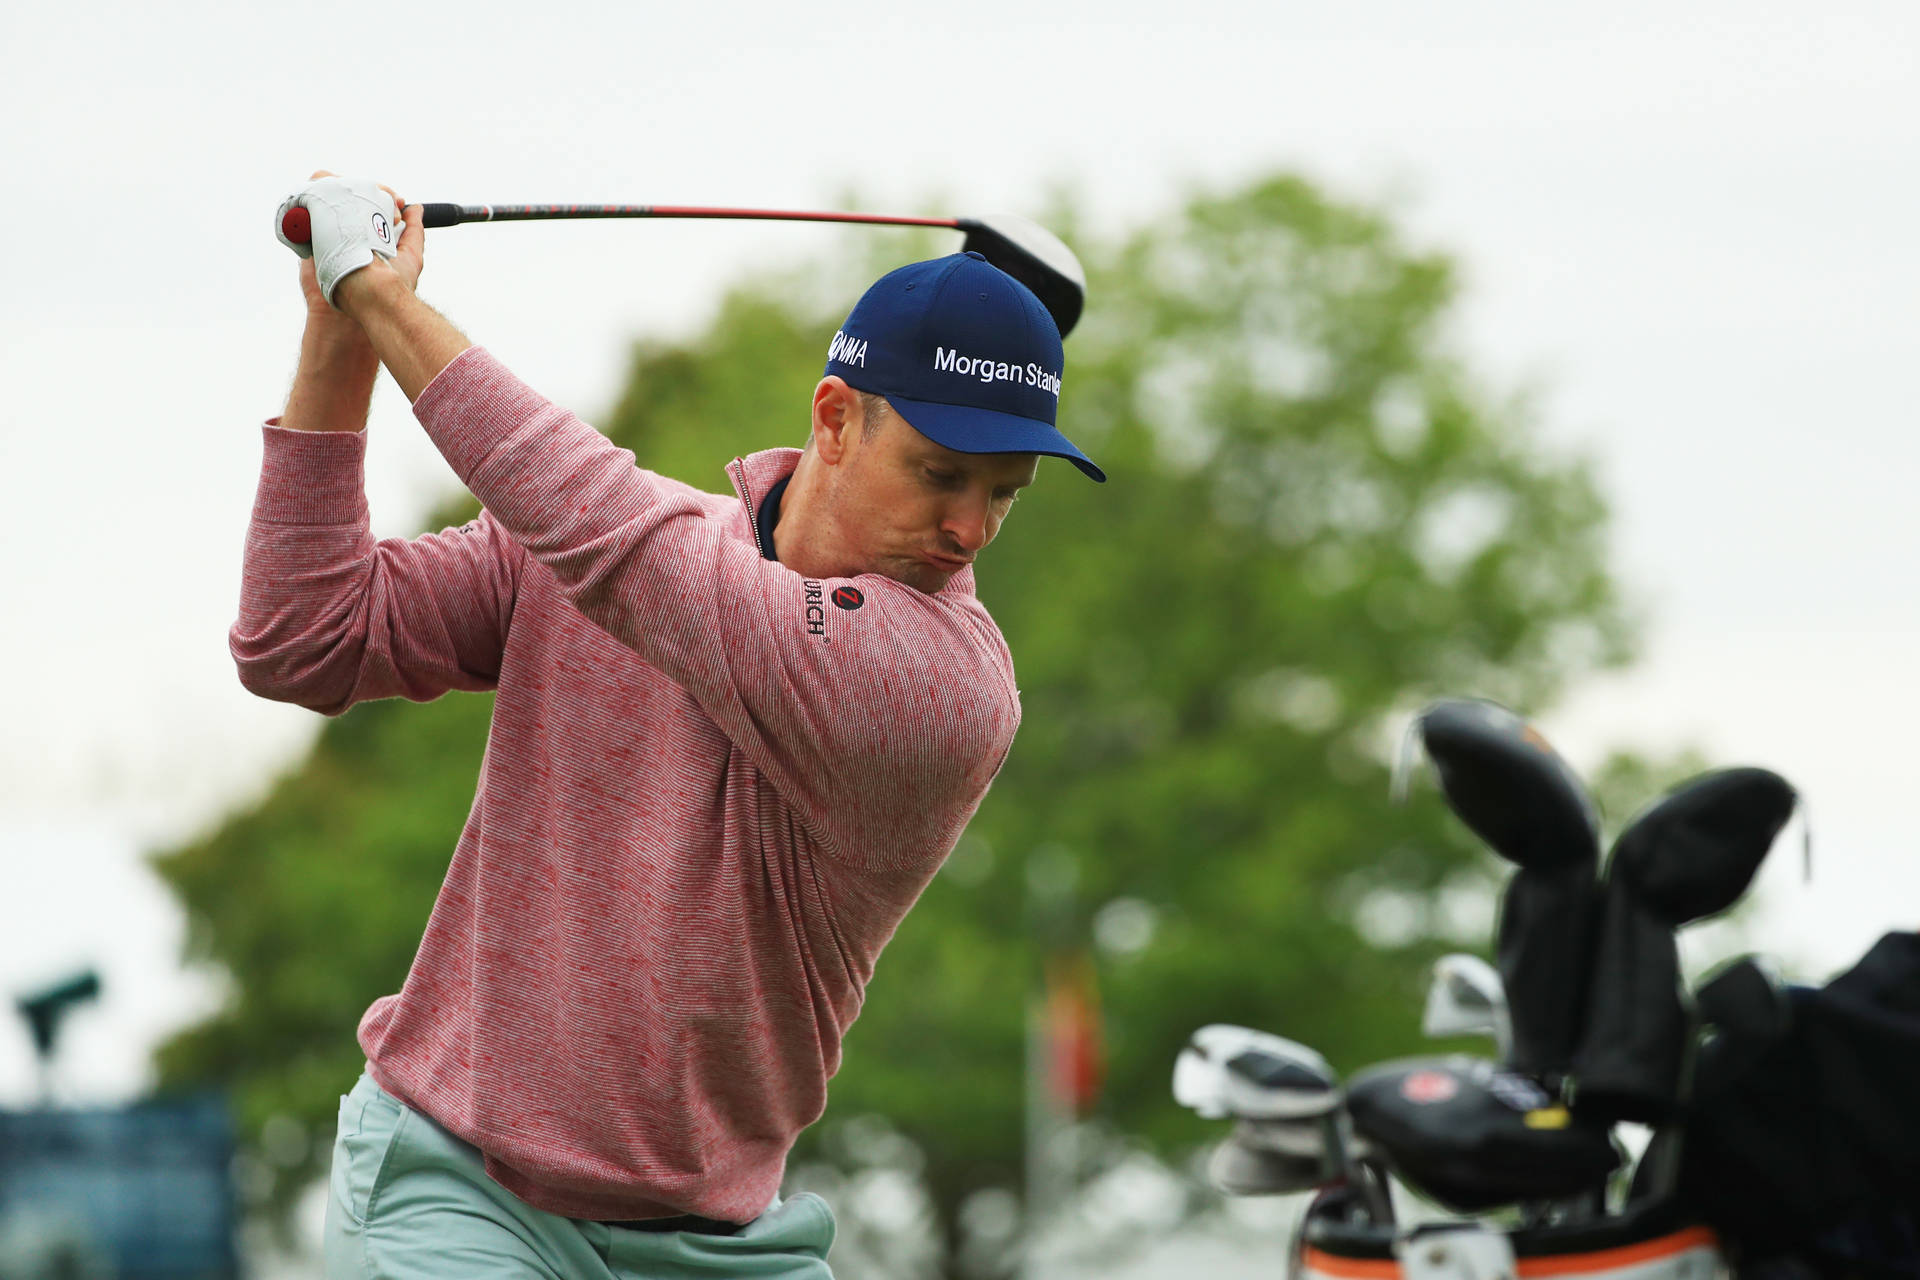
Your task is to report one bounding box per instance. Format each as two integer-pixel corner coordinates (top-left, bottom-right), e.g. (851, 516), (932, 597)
(829, 406), (1039, 594)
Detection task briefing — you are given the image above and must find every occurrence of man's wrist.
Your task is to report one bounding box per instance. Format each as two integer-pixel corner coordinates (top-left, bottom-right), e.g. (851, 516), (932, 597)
(304, 305), (374, 354)
(332, 262), (407, 322)
(283, 301), (381, 433)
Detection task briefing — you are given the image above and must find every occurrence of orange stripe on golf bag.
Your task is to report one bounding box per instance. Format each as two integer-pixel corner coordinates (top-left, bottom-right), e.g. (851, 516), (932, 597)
(1299, 1248), (1400, 1278)
(1515, 1227), (1719, 1277)
(1301, 1226), (1719, 1280)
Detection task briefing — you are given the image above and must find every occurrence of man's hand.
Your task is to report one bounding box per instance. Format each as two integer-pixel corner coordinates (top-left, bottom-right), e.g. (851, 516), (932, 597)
(274, 170), (465, 404)
(276, 172), (421, 307)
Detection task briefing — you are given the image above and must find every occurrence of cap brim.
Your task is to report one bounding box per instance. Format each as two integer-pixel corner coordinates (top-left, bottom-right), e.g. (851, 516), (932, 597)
(885, 394), (1106, 483)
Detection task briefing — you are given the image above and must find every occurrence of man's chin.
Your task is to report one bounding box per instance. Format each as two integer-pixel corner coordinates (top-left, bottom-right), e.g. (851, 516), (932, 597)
(871, 559), (951, 595)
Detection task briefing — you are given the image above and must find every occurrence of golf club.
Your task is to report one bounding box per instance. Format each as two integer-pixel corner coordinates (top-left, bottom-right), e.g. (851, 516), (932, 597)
(1422, 954), (1512, 1061)
(1410, 699), (1603, 1083)
(277, 201), (1088, 337)
(1572, 767), (1797, 1129)
(1174, 1024), (1393, 1223)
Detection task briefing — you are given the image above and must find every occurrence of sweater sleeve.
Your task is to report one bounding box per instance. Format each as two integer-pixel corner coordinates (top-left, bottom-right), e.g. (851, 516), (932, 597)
(230, 424), (522, 715)
(410, 347), (1020, 865)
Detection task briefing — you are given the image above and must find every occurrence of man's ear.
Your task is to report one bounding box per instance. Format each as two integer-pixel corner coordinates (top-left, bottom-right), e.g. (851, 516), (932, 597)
(811, 377), (861, 465)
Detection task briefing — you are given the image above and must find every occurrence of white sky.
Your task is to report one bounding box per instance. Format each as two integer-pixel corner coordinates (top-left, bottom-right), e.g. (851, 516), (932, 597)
(1, 1), (1916, 1130)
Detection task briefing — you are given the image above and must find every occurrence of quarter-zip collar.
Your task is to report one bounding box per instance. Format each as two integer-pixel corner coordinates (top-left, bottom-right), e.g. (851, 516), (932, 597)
(729, 449), (801, 563)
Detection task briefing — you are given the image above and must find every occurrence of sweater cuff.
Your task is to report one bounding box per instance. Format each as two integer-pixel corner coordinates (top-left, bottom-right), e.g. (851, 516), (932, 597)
(255, 423), (370, 524)
(412, 346), (552, 483)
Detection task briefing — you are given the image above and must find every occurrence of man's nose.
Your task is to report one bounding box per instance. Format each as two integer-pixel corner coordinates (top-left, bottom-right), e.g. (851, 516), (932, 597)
(943, 492), (992, 553)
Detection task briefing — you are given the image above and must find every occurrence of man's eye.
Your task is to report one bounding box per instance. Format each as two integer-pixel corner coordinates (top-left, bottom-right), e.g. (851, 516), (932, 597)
(924, 468), (961, 487)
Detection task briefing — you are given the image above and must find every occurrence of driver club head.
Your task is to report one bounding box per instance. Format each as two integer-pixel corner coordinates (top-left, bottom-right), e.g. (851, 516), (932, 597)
(956, 214), (1086, 337)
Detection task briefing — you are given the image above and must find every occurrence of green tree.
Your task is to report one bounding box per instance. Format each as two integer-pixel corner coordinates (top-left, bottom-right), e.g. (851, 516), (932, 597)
(154, 173), (1634, 1273)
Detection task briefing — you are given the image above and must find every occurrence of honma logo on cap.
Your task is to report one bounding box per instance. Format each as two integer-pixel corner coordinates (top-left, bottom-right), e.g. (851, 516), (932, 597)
(827, 331), (868, 368)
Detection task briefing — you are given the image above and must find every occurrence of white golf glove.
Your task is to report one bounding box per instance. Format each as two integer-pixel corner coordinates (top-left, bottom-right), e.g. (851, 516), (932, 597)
(275, 176), (404, 307)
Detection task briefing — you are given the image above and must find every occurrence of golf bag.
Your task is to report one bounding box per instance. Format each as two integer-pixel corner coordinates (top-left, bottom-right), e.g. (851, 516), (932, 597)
(1677, 930), (1920, 1276)
(1177, 699), (1920, 1278)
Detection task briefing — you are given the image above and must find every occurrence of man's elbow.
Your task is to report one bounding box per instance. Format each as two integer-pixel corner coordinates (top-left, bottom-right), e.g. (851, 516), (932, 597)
(230, 629), (355, 715)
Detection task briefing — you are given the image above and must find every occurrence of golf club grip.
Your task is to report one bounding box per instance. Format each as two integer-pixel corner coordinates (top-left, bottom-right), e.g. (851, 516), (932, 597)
(276, 202), (463, 246)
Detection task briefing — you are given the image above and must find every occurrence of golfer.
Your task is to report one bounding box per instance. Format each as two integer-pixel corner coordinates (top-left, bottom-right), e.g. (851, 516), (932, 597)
(239, 174), (1104, 1279)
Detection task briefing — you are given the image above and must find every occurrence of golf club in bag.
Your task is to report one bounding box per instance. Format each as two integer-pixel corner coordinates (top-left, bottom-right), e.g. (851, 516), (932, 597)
(1174, 697), (1917, 1278)
(1409, 699), (1604, 1086)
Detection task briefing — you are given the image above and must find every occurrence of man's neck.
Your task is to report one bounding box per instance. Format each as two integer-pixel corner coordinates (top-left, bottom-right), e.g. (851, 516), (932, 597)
(770, 450), (847, 580)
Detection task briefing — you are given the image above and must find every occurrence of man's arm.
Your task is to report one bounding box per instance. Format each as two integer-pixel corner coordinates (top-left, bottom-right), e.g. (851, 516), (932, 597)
(234, 202), (518, 713)
(403, 348), (1021, 866)
(280, 257), (381, 432)
(330, 203), (471, 404)
(300, 180), (1018, 858)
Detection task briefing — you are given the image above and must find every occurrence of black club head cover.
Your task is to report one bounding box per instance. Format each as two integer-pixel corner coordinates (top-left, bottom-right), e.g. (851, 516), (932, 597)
(1571, 767), (1796, 1123)
(1568, 880), (1689, 1123)
(1417, 699), (1601, 873)
(1609, 768), (1797, 922)
(1347, 1055), (1620, 1212)
(1420, 699), (1603, 1076)
(1496, 866), (1603, 1078)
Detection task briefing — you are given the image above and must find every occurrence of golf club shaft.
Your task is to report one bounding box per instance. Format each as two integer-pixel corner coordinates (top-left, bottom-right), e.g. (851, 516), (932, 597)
(424, 204), (966, 232)
(281, 204), (968, 245)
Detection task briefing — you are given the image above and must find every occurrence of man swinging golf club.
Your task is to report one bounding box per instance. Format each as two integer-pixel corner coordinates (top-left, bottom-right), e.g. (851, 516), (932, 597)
(242, 173), (1104, 1279)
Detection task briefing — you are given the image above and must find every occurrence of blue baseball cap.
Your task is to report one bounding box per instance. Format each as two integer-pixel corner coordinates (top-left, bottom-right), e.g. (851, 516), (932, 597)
(824, 252), (1105, 482)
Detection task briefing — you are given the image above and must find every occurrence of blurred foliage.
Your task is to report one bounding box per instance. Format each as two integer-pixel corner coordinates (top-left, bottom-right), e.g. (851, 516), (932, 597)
(153, 173), (1640, 1271)
(1587, 746), (1716, 840)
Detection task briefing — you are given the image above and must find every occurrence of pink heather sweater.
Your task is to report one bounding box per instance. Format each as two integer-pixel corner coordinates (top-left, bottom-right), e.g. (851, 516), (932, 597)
(233, 347), (1020, 1221)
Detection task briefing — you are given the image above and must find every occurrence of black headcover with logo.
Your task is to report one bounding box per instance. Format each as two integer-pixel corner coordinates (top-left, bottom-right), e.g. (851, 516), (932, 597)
(1346, 1056), (1620, 1212)
(1418, 700), (1602, 1079)
(1417, 700), (1600, 870)
(1571, 767), (1796, 1123)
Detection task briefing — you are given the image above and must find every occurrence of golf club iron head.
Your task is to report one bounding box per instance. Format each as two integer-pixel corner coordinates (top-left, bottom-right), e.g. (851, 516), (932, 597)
(1422, 954), (1513, 1060)
(1174, 1024), (1342, 1121)
(1204, 1116), (1378, 1196)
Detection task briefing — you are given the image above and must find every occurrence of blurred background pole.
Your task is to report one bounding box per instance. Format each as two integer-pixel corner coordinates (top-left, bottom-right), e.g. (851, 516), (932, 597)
(1023, 994), (1066, 1278)
(1022, 847), (1103, 1279)
(15, 970), (102, 1108)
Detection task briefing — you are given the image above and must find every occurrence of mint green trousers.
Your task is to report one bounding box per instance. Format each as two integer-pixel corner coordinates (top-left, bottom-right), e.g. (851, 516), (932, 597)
(323, 1073), (836, 1279)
